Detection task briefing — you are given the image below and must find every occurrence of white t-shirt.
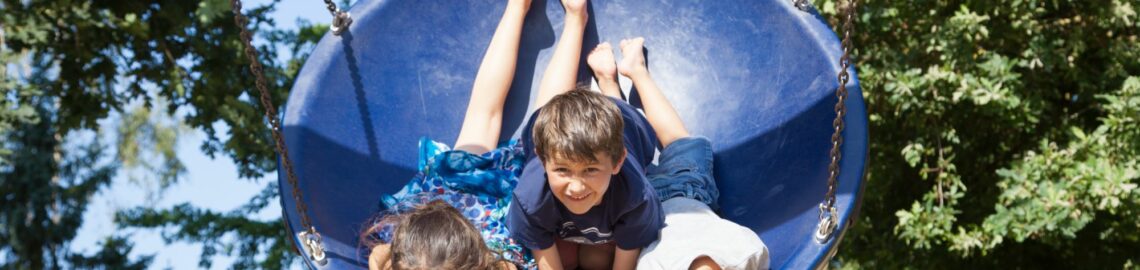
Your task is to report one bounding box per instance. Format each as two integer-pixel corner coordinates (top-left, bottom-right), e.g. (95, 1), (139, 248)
(637, 197), (770, 270)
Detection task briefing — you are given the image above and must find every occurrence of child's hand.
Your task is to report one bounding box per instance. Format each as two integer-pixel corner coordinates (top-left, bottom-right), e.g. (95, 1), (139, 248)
(618, 37), (648, 78)
(562, 0), (587, 21)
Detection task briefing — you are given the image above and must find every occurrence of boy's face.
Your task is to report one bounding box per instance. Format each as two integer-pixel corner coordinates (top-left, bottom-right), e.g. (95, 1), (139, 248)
(543, 150), (626, 214)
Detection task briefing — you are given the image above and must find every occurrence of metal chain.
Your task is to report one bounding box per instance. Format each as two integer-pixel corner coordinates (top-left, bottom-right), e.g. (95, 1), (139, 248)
(816, 0), (856, 243)
(322, 0), (339, 15)
(230, 0), (326, 265)
(793, 0), (812, 11)
(323, 0), (353, 35)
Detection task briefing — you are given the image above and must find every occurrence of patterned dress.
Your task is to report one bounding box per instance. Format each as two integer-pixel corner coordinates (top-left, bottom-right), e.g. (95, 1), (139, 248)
(374, 137), (535, 269)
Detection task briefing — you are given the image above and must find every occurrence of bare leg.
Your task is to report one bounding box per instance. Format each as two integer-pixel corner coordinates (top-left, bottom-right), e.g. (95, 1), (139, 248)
(533, 0), (589, 108)
(617, 37), (690, 147)
(454, 0), (531, 154)
(587, 42), (622, 99)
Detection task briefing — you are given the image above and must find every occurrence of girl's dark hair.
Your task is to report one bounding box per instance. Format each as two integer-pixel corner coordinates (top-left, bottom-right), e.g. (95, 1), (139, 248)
(361, 199), (506, 270)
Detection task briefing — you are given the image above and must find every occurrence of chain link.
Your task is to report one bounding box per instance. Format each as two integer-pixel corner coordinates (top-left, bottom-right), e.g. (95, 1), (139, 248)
(817, 0), (856, 243)
(230, 0), (325, 264)
(323, 0), (353, 35)
(323, 0), (339, 15)
(793, 0), (812, 11)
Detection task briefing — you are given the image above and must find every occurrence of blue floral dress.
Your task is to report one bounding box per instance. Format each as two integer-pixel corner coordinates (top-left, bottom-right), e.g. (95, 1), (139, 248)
(374, 137), (535, 269)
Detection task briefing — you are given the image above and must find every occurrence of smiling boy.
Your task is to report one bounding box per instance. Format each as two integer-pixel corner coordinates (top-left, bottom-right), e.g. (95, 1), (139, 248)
(505, 0), (663, 268)
(507, 87), (664, 270)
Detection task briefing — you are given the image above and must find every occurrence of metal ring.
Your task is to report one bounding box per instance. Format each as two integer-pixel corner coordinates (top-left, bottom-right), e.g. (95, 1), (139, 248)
(793, 0), (813, 11)
(298, 229), (329, 266)
(815, 204), (839, 243)
(330, 11), (353, 36)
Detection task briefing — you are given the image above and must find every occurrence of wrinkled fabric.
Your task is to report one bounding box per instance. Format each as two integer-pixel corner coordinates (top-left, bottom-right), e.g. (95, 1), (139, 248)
(376, 137), (535, 269)
(637, 197), (769, 270)
(647, 136), (720, 209)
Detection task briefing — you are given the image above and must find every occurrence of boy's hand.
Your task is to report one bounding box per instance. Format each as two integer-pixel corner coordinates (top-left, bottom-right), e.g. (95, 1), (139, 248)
(618, 37), (649, 78)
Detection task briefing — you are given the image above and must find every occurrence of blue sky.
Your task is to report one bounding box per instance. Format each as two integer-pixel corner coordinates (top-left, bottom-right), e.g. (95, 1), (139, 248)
(71, 0), (335, 268)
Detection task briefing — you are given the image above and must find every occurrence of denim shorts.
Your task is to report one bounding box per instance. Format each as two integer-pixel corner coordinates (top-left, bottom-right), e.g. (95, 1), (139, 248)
(646, 136), (719, 210)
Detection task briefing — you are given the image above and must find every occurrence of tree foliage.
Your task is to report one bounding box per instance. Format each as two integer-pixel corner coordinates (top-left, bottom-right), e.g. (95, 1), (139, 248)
(5, 0), (1138, 268)
(814, 0), (1140, 268)
(2, 0), (322, 268)
(0, 103), (125, 269)
(116, 183), (292, 269)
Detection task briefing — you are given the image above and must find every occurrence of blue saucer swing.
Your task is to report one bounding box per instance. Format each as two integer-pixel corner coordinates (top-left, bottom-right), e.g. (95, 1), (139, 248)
(245, 0), (867, 268)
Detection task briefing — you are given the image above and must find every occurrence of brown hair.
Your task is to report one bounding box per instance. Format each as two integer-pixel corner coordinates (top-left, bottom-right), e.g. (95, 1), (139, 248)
(361, 200), (507, 270)
(533, 87), (625, 165)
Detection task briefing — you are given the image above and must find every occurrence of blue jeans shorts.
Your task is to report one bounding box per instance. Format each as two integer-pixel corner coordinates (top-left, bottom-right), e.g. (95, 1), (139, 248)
(646, 136), (719, 210)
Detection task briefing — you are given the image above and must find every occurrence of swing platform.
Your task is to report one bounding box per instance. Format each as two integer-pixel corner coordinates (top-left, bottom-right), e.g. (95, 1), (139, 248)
(280, 0), (867, 268)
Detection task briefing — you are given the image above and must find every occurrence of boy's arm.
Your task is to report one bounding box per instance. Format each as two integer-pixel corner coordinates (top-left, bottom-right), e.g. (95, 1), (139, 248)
(533, 245), (565, 270)
(612, 247), (641, 270)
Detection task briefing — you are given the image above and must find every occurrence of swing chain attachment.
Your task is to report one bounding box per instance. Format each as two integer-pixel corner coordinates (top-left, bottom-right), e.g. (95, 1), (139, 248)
(230, 0), (327, 265)
(793, 0), (812, 11)
(322, 0), (353, 35)
(320, 0), (352, 35)
(815, 203), (839, 242)
(298, 229), (329, 266)
(816, 0), (856, 244)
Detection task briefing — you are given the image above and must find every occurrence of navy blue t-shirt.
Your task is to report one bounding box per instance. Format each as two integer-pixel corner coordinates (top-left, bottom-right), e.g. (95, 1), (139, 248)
(507, 97), (664, 251)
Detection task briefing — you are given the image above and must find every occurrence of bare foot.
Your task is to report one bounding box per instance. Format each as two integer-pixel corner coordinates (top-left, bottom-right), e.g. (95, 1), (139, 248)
(618, 37), (648, 78)
(562, 0), (588, 22)
(588, 42), (621, 97)
(588, 42), (618, 81)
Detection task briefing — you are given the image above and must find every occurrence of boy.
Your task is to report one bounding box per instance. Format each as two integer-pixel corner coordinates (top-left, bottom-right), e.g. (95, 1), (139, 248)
(506, 1), (663, 269)
(510, 32), (769, 269)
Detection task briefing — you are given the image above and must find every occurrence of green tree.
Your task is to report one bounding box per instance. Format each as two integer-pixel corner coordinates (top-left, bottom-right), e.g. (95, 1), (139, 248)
(814, 0), (1140, 268)
(2, 0), (322, 268)
(0, 102), (148, 269)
